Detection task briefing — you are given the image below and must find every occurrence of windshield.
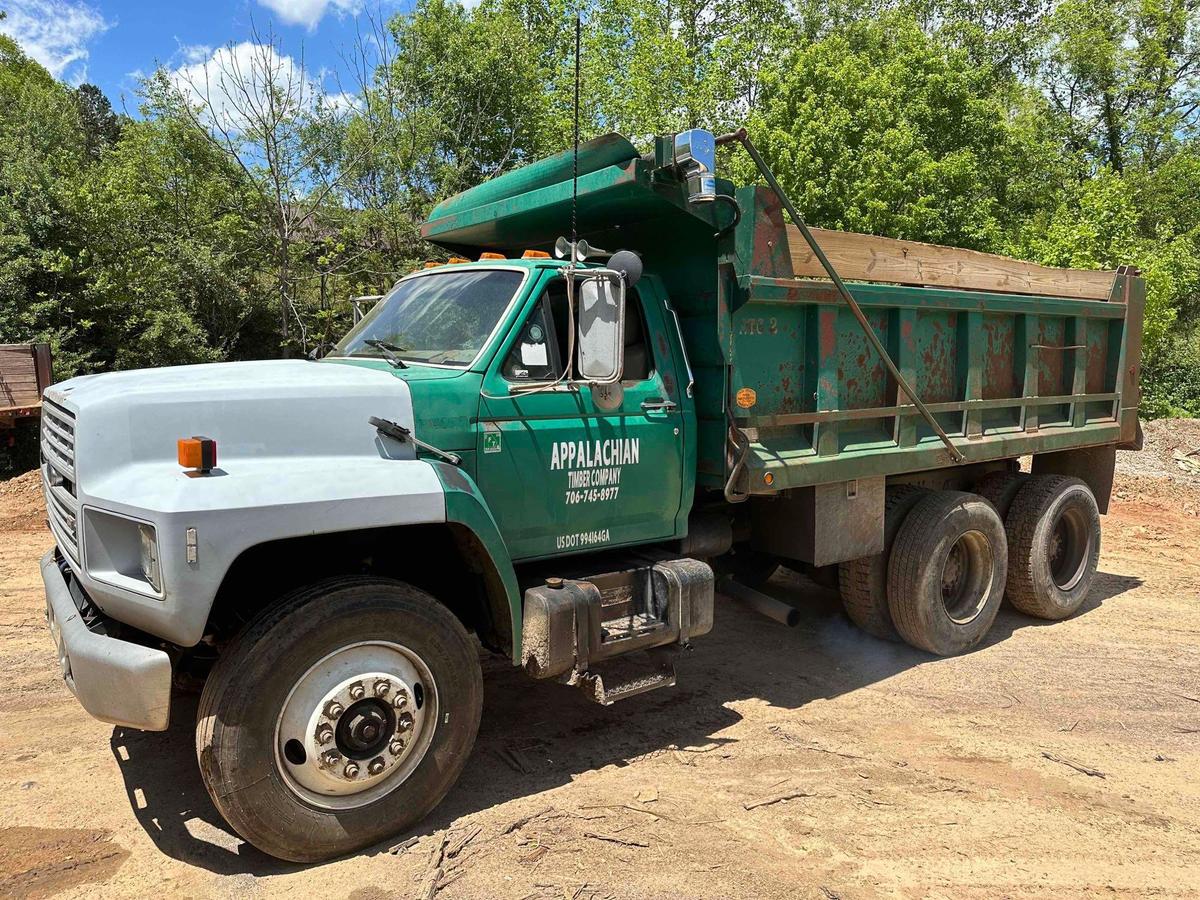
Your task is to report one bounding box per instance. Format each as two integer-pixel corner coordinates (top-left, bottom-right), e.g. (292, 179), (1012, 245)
(334, 268), (526, 367)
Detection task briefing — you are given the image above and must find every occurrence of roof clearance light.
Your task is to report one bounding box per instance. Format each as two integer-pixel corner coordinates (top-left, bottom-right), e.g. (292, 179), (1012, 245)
(448, 256), (470, 264)
(178, 436), (217, 473)
(423, 261), (440, 269)
(522, 250), (551, 259)
(479, 252), (506, 260)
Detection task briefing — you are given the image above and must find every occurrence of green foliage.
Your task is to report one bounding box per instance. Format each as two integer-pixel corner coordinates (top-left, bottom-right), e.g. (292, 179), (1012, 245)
(0, 0), (1198, 421)
(749, 15), (1068, 249)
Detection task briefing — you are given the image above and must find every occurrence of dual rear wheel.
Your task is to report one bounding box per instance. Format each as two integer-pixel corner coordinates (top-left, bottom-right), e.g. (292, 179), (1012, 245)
(839, 474), (1102, 656)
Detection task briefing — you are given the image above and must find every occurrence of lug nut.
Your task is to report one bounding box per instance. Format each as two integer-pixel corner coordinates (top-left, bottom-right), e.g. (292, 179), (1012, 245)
(392, 691), (408, 709)
(349, 682), (366, 701)
(324, 700), (344, 718)
(389, 739), (405, 755)
(397, 712), (414, 732)
(321, 750), (341, 766)
(316, 724), (334, 745)
(373, 680), (391, 697)
(343, 762), (360, 778)
(368, 757), (386, 775)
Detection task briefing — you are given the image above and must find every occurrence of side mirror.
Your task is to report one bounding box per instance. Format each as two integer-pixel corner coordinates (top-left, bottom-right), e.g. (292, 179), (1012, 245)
(576, 273), (625, 384)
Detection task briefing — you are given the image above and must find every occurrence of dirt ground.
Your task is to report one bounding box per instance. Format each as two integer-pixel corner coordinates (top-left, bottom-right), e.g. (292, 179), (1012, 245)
(2, 421), (1199, 899)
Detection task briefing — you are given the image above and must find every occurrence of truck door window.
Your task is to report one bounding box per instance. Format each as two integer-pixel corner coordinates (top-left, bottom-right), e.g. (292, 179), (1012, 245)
(502, 284), (564, 381)
(503, 279), (654, 383)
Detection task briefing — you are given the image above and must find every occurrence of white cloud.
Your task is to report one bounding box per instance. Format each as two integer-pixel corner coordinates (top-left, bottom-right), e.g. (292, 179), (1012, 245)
(170, 41), (354, 130)
(254, 0), (362, 31)
(0, 0), (111, 83)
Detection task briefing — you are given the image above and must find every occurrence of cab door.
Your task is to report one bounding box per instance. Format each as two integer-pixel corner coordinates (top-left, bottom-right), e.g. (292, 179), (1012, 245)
(475, 271), (684, 561)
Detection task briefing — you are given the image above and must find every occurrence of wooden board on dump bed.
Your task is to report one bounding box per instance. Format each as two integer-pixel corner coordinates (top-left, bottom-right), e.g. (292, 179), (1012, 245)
(786, 226), (1116, 301)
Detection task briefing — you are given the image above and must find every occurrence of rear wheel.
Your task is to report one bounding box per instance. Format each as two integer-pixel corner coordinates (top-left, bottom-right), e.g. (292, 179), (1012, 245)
(887, 491), (1007, 656)
(196, 577), (483, 862)
(838, 484), (928, 641)
(1004, 475), (1101, 620)
(973, 470), (1029, 520)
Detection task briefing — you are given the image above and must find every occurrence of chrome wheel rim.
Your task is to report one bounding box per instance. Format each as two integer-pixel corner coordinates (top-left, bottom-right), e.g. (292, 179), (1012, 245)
(274, 640), (437, 810)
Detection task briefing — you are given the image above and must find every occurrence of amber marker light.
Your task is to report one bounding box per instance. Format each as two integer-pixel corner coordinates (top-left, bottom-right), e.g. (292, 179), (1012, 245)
(479, 252), (506, 260)
(763, 472), (775, 486)
(423, 261), (440, 269)
(178, 436), (217, 473)
(447, 256), (470, 264)
(522, 249), (551, 259)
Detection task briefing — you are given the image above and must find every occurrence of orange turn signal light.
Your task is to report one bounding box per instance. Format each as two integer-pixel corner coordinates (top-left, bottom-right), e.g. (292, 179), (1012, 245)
(479, 252), (505, 260)
(522, 249), (551, 259)
(178, 436), (217, 473)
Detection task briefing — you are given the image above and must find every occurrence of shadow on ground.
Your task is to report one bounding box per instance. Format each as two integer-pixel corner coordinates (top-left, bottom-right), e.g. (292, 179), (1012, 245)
(109, 567), (1142, 876)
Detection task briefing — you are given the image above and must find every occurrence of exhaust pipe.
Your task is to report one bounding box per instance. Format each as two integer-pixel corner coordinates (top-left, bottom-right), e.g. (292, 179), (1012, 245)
(719, 577), (800, 627)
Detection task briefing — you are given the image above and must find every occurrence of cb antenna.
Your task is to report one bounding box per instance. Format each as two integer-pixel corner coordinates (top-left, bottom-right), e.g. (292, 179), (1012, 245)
(570, 8), (581, 258)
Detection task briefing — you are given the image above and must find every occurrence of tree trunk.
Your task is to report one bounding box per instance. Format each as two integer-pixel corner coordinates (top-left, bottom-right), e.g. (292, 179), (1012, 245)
(279, 235), (291, 358)
(1101, 90), (1123, 173)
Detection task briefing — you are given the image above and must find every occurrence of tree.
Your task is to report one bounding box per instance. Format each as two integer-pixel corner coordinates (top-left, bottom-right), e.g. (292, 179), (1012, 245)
(168, 26), (368, 355)
(0, 31), (92, 373)
(747, 14), (1069, 250)
(74, 100), (275, 370)
(1040, 0), (1200, 172)
(73, 83), (123, 159)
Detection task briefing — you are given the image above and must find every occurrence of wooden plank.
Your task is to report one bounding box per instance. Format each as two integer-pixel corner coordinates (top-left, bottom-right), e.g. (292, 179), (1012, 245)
(33, 343), (53, 390)
(787, 226), (1116, 301)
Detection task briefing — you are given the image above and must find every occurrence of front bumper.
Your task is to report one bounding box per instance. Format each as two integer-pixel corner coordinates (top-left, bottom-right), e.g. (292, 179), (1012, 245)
(41, 550), (172, 731)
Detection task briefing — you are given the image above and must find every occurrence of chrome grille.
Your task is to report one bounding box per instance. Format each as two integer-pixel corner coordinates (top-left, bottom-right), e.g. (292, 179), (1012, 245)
(41, 399), (79, 565)
(42, 400), (76, 481)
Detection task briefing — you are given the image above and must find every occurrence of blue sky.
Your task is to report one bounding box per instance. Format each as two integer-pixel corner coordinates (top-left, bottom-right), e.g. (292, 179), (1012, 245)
(0, 0), (448, 112)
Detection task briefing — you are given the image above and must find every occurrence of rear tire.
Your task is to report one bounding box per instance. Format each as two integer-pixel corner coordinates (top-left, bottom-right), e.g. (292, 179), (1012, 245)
(1004, 475), (1101, 620)
(196, 577), (483, 863)
(973, 470), (1029, 520)
(838, 484), (928, 641)
(887, 491), (1007, 656)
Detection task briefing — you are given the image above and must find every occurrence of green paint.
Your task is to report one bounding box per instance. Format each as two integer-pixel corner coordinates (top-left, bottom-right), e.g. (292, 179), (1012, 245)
(330, 129), (1147, 662)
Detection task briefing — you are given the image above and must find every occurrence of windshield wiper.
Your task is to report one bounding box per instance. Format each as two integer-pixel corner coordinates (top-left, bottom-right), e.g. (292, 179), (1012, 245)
(364, 339), (409, 369)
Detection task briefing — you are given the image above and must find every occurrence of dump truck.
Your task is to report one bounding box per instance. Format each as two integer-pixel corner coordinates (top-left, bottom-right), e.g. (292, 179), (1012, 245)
(37, 129), (1144, 862)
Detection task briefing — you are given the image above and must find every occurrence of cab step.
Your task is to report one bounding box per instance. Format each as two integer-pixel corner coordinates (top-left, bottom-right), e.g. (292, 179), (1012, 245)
(576, 654), (677, 705)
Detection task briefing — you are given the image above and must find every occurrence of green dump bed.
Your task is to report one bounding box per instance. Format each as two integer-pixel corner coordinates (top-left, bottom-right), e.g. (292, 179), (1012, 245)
(422, 134), (1144, 497)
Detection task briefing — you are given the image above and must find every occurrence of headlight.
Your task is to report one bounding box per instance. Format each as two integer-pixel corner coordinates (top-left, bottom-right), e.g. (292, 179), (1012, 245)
(82, 508), (165, 598)
(139, 524), (162, 593)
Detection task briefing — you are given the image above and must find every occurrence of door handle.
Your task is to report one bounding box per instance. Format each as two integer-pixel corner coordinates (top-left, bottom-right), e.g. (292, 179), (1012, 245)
(641, 398), (678, 413)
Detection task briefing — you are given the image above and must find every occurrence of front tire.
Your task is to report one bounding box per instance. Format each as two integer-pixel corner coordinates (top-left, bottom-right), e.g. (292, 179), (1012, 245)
(196, 577), (483, 863)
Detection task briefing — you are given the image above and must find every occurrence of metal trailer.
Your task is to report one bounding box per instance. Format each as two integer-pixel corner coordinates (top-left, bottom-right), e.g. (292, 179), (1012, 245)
(1, 342), (53, 433)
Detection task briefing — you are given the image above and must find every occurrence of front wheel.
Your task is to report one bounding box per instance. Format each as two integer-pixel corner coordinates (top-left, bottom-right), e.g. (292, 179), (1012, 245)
(196, 578), (483, 862)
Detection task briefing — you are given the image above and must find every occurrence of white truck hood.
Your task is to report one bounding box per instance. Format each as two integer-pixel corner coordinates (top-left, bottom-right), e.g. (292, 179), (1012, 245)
(48, 359), (417, 486)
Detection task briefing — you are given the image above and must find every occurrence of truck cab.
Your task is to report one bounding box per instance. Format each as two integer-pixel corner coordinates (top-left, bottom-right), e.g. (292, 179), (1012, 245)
(37, 128), (1144, 863)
